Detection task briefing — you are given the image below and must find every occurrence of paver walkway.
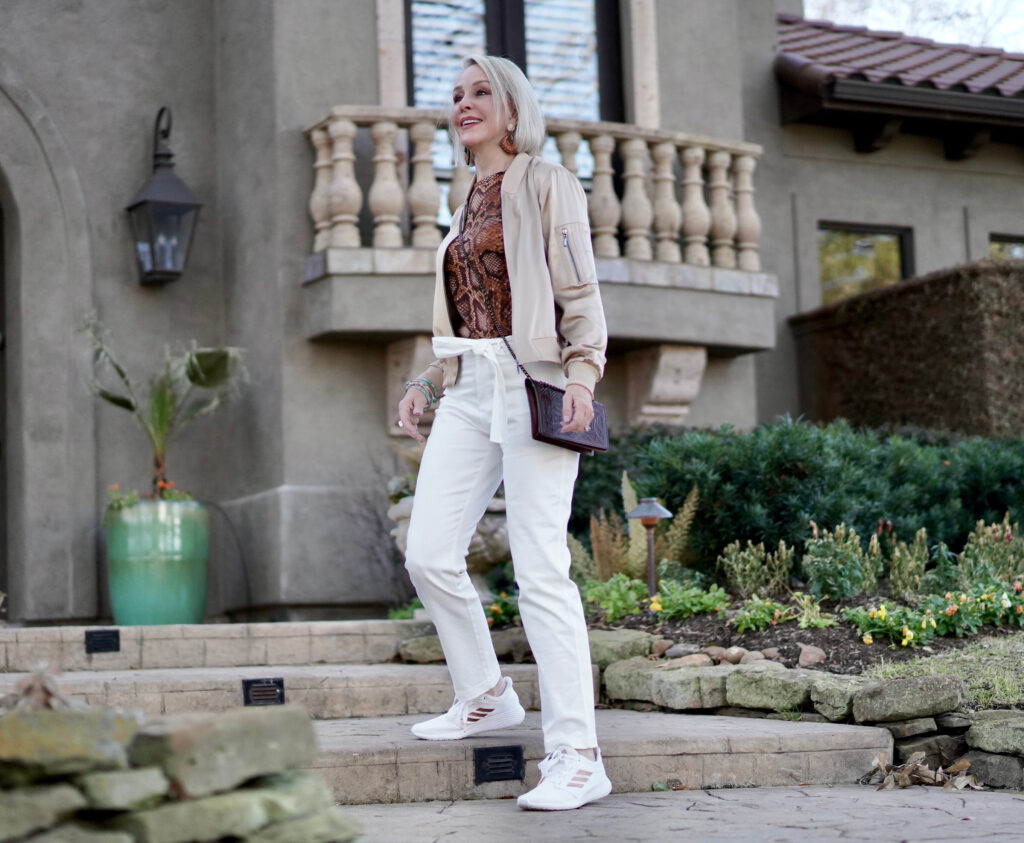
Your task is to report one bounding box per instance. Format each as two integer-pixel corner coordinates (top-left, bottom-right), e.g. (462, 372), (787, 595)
(342, 784), (1024, 842)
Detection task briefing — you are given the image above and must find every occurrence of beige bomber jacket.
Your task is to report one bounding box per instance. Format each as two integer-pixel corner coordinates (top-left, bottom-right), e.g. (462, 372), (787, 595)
(417, 152), (608, 396)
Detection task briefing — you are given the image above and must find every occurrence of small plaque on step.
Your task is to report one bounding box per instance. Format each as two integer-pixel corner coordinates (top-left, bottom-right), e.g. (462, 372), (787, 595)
(84, 629), (121, 654)
(474, 745), (525, 784)
(242, 677), (286, 706)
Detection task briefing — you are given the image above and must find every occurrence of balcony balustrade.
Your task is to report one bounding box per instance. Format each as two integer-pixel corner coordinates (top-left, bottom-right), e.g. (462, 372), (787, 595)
(305, 105), (762, 271)
(302, 106), (776, 430)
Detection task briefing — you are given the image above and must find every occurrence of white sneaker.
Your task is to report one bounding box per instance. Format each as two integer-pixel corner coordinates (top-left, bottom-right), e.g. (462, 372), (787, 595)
(517, 745), (612, 811)
(410, 677), (526, 740)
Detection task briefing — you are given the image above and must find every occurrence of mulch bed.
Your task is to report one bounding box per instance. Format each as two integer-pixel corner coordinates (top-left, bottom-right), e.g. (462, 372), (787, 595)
(586, 598), (1021, 675)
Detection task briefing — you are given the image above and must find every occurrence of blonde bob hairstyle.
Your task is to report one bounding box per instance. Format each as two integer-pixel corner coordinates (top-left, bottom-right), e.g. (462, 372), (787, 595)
(449, 54), (546, 165)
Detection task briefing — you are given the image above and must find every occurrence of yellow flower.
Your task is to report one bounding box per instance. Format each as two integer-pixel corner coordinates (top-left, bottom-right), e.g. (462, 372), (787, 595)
(879, 606), (887, 621)
(862, 634), (873, 645)
(869, 609), (878, 619)
(906, 630), (913, 640)
(920, 618), (927, 629)
(650, 600), (663, 613)
(1001, 593), (1011, 609)
(901, 638), (909, 646)
(930, 618), (937, 628)
(489, 603), (502, 615)
(500, 592), (508, 598)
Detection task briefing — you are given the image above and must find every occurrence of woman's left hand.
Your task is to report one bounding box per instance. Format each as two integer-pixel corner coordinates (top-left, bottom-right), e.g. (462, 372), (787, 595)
(561, 384), (595, 434)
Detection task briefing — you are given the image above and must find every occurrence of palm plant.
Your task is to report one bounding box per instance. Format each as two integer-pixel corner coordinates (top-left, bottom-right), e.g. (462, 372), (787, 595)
(85, 319), (245, 498)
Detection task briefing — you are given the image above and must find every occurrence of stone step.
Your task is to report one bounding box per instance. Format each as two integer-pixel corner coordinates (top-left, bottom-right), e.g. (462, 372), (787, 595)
(0, 619), (435, 673)
(308, 709), (893, 805)
(0, 663), (592, 720)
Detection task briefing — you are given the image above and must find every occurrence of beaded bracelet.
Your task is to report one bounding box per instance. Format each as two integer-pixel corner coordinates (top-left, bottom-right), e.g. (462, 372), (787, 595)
(404, 378), (439, 408)
(406, 377), (439, 403)
(405, 382), (433, 407)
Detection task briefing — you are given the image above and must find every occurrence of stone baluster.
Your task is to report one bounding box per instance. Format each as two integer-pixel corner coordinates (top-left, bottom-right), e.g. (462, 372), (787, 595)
(588, 134), (621, 258)
(308, 127), (332, 252)
(556, 130), (582, 175)
(680, 146), (711, 266)
(368, 120), (403, 247)
(651, 141), (682, 263)
(327, 118), (361, 248)
(708, 150), (736, 268)
(620, 138), (653, 260)
(449, 163), (473, 215)
(408, 121), (441, 248)
(733, 154), (761, 271)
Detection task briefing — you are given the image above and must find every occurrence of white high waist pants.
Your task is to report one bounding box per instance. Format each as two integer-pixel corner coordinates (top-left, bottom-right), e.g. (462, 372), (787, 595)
(404, 337), (598, 752)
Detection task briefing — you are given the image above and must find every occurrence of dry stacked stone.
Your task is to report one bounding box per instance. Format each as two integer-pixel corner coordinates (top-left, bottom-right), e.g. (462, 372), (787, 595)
(0, 704), (359, 842)
(597, 631), (1024, 790)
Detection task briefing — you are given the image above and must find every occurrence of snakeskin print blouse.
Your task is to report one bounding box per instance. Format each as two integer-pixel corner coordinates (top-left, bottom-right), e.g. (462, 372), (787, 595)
(444, 171), (512, 338)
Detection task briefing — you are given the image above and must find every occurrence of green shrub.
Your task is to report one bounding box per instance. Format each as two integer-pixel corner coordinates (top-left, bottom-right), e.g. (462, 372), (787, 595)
(388, 597), (423, 620)
(888, 527), (929, 603)
(732, 595), (796, 633)
(920, 580), (1024, 636)
(486, 591), (520, 627)
(571, 426), (678, 536)
(802, 523), (882, 600)
(582, 574), (647, 622)
(652, 581), (729, 620)
(790, 591), (838, 629)
(956, 516), (1024, 587)
(637, 418), (888, 572)
(717, 539), (794, 599)
(579, 418), (1024, 575)
(843, 601), (934, 647)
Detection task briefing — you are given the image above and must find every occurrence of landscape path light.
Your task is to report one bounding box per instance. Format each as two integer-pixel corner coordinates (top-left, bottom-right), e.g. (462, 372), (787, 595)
(126, 106), (202, 285)
(627, 497), (673, 597)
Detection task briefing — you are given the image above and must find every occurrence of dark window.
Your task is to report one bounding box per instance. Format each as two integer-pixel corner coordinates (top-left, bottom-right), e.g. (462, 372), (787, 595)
(817, 223), (914, 306)
(406, 0), (622, 122)
(990, 235), (1024, 260)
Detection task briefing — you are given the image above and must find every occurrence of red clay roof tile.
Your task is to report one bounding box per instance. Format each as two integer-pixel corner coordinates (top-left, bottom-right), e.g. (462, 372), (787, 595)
(777, 14), (1024, 97)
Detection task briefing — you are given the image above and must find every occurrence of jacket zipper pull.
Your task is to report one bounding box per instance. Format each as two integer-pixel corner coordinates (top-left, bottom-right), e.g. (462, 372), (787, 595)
(562, 227), (569, 247)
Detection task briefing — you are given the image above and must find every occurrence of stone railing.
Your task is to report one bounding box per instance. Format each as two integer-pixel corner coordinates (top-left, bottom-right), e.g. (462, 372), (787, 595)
(305, 106), (763, 271)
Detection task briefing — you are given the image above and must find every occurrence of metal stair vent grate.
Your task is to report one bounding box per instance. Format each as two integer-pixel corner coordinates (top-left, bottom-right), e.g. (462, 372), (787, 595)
(242, 677), (286, 706)
(474, 745), (525, 784)
(84, 629), (121, 654)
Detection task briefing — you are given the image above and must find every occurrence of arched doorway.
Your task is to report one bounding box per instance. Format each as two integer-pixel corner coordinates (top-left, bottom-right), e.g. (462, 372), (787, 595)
(0, 58), (96, 622)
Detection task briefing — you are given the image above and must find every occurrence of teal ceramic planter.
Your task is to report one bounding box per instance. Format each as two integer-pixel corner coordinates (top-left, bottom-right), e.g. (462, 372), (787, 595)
(104, 500), (209, 625)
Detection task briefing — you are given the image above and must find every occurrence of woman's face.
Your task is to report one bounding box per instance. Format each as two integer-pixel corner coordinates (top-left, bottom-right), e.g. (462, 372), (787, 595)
(451, 64), (507, 154)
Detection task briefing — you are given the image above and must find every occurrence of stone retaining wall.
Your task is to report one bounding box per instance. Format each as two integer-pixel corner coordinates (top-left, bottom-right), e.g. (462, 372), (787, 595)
(0, 699), (359, 842)
(592, 631), (1024, 790)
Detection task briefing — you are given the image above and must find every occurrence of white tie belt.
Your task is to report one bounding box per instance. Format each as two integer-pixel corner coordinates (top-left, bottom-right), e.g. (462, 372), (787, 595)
(432, 336), (515, 444)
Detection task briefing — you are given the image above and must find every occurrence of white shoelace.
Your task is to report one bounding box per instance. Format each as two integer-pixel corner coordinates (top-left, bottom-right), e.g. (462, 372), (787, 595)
(537, 746), (582, 786)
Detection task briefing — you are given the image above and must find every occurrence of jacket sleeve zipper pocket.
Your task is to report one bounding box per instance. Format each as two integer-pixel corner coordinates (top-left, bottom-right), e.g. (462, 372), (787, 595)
(562, 227), (585, 285)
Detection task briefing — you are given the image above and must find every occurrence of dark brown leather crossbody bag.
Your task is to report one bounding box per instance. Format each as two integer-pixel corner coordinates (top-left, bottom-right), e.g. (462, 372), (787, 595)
(457, 197), (609, 456)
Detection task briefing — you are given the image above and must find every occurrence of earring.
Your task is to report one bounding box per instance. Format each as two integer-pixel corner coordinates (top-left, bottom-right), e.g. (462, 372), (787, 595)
(499, 125), (518, 155)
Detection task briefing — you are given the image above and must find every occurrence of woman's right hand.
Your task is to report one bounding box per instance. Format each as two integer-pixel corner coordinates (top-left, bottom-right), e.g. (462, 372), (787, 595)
(397, 388), (428, 443)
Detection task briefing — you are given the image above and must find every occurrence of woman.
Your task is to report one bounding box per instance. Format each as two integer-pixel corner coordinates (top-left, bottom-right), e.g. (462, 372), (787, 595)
(397, 54), (609, 811)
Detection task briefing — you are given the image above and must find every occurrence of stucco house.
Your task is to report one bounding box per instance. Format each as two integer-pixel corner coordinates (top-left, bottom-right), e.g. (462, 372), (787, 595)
(2, 0), (1022, 625)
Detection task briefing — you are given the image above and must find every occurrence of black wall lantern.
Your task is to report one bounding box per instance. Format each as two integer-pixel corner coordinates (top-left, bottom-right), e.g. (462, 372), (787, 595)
(126, 107), (201, 285)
